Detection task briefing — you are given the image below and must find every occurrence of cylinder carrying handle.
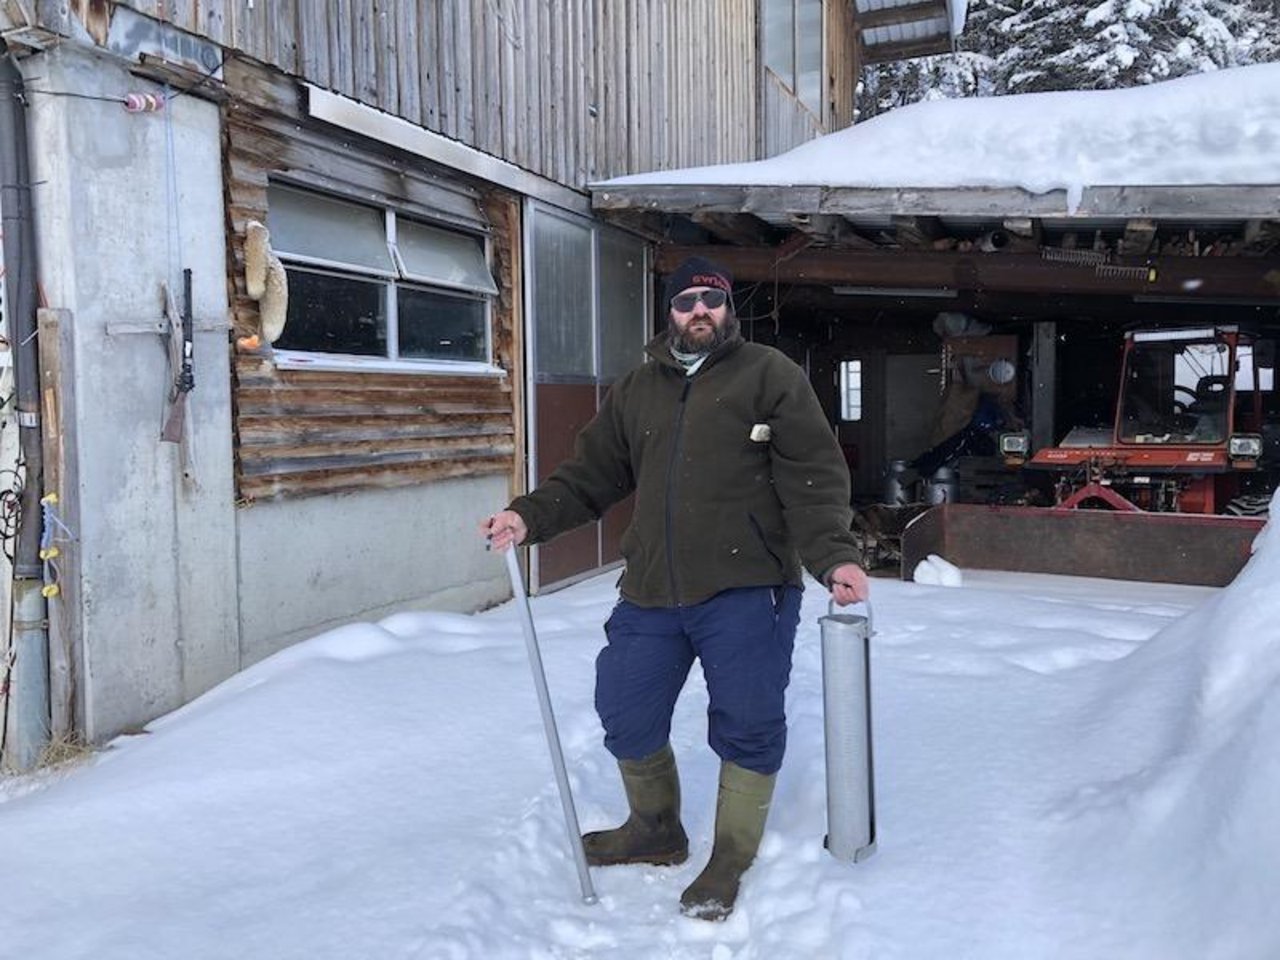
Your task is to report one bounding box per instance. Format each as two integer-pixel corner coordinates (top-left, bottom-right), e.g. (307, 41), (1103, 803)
(827, 597), (874, 636)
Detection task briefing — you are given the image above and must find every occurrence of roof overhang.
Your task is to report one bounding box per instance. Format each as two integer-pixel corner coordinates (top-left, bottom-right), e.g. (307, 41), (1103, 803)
(592, 182), (1280, 223)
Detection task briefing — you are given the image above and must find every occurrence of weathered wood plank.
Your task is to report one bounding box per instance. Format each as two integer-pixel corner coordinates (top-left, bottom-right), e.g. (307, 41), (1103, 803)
(332, 0), (357, 97)
(420, 0), (440, 129)
(37, 308), (80, 741)
(455, 0), (474, 145)
(375, 0), (398, 115)
(519, 0), (536, 170)
(240, 433), (515, 464)
(297, 3), (330, 88)
(498, 0), (518, 160)
(352, 0), (377, 102)
(239, 456), (511, 502)
(440, 0), (458, 138)
(238, 412), (514, 441)
(478, 0), (501, 157)
(395, 0), (420, 124)
(546, 0), (561, 183)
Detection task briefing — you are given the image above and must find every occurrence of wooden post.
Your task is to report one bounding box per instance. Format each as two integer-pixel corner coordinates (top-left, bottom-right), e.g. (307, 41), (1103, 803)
(1032, 321), (1057, 452)
(37, 307), (81, 742)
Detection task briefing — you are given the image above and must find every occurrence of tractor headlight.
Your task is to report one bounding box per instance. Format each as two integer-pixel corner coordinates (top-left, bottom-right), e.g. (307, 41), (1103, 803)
(1000, 431), (1031, 457)
(1228, 434), (1263, 459)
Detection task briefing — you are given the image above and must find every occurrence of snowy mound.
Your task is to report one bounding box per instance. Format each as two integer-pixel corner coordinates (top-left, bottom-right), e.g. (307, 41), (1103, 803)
(912, 553), (964, 586)
(1050, 490), (1280, 956)
(603, 63), (1280, 203)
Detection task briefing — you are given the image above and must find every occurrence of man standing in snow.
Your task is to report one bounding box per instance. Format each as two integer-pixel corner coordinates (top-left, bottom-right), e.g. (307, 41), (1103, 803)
(482, 255), (868, 921)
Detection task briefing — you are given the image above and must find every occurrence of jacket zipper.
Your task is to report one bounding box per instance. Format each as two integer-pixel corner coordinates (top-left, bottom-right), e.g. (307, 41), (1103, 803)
(664, 378), (692, 605)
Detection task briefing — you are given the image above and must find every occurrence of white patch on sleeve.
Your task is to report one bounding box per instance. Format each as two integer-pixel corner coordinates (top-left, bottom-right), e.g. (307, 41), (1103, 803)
(750, 424), (772, 443)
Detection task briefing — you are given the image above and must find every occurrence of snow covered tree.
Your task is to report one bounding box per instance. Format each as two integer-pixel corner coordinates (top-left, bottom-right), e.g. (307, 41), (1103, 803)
(857, 0), (1280, 116)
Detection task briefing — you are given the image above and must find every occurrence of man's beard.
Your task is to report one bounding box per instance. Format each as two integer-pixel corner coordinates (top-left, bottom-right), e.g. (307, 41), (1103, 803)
(668, 312), (739, 354)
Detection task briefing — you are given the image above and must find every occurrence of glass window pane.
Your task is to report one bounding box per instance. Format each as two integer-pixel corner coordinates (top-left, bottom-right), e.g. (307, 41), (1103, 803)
(276, 268), (387, 356)
(840, 359), (862, 421)
(532, 211), (594, 377)
(597, 229), (647, 381)
(268, 184), (394, 273)
(797, 0), (823, 115)
(397, 286), (488, 362)
(763, 0), (795, 85)
(397, 219), (498, 295)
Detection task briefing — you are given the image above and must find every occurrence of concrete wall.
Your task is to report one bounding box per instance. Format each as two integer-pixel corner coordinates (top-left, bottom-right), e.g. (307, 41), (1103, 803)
(236, 476), (512, 665)
(25, 44), (239, 741)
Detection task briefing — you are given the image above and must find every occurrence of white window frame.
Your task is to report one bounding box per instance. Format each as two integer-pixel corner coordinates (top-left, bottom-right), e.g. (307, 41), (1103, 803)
(268, 183), (503, 377)
(839, 358), (863, 421)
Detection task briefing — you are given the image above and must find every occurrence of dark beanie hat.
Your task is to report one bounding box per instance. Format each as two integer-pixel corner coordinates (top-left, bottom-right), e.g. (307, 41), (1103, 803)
(663, 256), (733, 304)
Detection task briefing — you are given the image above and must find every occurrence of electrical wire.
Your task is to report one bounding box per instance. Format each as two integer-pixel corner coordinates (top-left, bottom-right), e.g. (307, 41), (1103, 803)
(23, 48), (231, 108)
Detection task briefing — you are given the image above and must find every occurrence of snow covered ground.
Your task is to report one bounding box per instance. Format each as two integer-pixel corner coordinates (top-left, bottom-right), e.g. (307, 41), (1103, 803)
(2, 503), (1278, 959)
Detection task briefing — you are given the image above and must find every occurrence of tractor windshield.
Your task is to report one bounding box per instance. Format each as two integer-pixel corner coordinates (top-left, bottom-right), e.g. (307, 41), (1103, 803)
(1118, 333), (1233, 444)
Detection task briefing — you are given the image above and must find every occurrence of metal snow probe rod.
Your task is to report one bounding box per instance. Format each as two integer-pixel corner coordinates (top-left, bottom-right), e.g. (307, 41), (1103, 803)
(504, 547), (599, 905)
(820, 598), (877, 863)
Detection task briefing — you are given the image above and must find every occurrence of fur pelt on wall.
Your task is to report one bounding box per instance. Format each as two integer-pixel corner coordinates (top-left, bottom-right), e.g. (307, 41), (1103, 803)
(244, 220), (288, 343)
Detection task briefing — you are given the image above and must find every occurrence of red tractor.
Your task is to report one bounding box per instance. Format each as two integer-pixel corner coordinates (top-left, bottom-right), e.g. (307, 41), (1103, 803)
(1016, 326), (1274, 515)
(902, 326), (1277, 586)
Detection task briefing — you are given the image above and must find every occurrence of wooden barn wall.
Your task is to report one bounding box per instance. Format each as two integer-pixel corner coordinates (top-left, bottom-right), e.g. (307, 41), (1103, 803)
(75, 0), (763, 182)
(826, 0), (856, 130)
(222, 58), (518, 502)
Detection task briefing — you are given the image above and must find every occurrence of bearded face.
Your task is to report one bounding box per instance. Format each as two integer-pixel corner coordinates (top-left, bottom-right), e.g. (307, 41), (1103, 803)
(667, 287), (738, 354)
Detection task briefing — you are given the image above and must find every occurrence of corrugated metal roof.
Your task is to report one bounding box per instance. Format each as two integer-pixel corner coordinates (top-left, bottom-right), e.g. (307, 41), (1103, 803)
(863, 17), (950, 47)
(854, 0), (923, 12)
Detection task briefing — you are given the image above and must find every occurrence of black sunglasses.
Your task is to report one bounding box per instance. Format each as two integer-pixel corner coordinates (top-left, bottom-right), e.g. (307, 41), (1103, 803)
(671, 289), (728, 312)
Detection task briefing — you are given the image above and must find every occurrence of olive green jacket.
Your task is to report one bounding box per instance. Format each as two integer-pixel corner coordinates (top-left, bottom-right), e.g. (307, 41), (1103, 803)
(509, 334), (859, 607)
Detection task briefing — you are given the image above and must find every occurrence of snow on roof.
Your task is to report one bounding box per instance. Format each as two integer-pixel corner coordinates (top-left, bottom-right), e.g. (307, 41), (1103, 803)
(601, 64), (1280, 211)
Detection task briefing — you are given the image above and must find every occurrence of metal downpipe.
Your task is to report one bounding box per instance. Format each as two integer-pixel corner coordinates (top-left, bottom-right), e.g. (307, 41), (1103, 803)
(0, 41), (50, 771)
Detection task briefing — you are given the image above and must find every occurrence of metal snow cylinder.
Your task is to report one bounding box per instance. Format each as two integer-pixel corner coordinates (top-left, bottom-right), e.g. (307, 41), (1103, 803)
(820, 600), (877, 862)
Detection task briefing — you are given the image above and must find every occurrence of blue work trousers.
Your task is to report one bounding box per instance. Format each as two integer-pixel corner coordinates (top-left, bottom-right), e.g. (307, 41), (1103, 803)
(595, 584), (803, 775)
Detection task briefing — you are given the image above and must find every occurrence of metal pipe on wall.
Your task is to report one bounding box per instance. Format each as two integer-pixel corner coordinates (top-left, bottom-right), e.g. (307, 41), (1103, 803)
(0, 41), (51, 770)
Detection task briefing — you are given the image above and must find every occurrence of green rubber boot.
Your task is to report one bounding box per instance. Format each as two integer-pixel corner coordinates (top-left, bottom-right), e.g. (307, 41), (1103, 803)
(582, 743), (689, 867)
(679, 761), (776, 921)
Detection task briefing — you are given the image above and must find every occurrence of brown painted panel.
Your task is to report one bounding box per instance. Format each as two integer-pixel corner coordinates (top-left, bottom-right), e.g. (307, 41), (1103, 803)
(534, 382), (601, 587)
(598, 380), (633, 563)
(901, 504), (1264, 587)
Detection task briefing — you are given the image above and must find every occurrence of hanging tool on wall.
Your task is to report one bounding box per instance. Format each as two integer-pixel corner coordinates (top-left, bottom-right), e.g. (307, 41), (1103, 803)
(160, 269), (196, 484)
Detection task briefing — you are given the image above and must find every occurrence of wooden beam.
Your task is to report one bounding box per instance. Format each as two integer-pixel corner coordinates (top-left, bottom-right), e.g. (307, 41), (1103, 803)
(788, 213), (879, 248)
(893, 215), (945, 249)
(690, 212), (783, 247)
(1002, 218), (1040, 240)
(595, 208), (674, 244)
(773, 231), (816, 265)
(655, 245), (1280, 300)
(594, 182), (1280, 221)
(1119, 218), (1157, 256)
(856, 0), (949, 32)
(1244, 219), (1280, 253)
(860, 35), (953, 65)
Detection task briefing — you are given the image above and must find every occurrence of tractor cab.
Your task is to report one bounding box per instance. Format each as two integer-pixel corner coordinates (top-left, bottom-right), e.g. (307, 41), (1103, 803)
(1023, 326), (1273, 514)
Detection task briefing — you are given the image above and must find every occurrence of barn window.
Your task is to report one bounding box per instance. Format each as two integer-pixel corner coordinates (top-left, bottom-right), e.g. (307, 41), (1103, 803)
(762, 0), (825, 119)
(266, 183), (498, 370)
(839, 359), (863, 421)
